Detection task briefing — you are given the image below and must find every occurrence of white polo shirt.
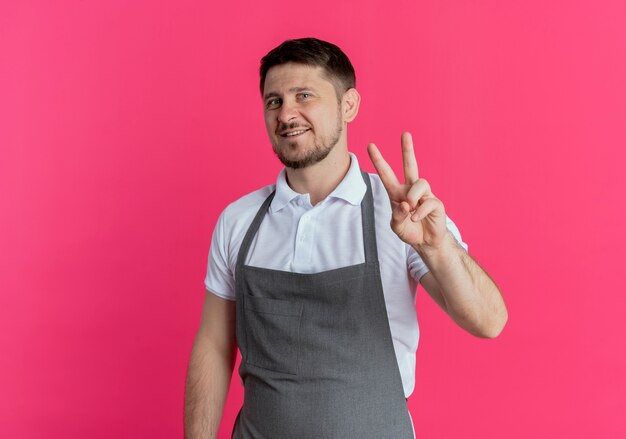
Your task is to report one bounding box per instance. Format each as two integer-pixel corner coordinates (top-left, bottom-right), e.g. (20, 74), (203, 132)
(204, 152), (468, 398)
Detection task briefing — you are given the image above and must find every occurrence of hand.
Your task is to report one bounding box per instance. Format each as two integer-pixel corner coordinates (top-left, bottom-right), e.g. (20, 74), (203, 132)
(367, 132), (448, 250)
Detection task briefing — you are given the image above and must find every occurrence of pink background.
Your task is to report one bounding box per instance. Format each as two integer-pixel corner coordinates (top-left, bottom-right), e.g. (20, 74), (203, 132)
(2, 1), (625, 438)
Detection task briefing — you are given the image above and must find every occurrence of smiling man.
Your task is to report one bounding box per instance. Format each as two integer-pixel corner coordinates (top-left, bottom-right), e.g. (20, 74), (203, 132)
(184, 38), (508, 439)
(263, 63), (349, 172)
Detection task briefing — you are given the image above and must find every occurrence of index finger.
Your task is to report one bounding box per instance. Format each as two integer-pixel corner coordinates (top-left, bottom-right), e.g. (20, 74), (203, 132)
(402, 131), (419, 184)
(367, 142), (400, 193)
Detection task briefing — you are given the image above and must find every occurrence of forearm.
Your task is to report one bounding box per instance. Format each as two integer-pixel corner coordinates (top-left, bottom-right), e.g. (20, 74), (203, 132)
(184, 335), (236, 439)
(415, 231), (507, 338)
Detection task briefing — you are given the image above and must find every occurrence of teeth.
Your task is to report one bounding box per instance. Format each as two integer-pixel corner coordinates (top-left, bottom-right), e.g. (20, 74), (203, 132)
(285, 130), (307, 137)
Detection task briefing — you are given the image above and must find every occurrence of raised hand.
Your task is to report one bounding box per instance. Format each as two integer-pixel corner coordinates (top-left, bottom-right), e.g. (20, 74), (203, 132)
(367, 132), (448, 250)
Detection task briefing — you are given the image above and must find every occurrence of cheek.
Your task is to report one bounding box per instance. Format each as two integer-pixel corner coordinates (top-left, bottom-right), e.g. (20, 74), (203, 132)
(311, 108), (336, 129)
(304, 108), (325, 126)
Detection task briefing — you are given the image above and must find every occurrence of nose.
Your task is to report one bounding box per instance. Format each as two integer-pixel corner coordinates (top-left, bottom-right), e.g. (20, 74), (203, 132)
(277, 99), (298, 124)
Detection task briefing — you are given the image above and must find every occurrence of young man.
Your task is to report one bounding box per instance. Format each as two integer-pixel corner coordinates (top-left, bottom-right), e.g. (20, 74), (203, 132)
(185, 38), (507, 439)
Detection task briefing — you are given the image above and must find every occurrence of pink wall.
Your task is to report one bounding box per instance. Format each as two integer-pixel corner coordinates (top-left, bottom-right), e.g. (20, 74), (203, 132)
(2, 1), (625, 437)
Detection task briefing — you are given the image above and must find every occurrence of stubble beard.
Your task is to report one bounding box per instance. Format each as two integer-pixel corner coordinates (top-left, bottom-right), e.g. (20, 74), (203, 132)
(271, 111), (343, 170)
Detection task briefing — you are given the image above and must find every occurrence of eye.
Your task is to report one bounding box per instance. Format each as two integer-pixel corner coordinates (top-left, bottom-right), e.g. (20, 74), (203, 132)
(298, 92), (311, 100)
(266, 98), (281, 109)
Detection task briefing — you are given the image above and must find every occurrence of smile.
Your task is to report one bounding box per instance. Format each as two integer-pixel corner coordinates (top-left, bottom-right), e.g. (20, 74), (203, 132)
(281, 129), (310, 137)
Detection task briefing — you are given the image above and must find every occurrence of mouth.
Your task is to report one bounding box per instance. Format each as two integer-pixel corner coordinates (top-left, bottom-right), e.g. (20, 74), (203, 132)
(280, 128), (310, 138)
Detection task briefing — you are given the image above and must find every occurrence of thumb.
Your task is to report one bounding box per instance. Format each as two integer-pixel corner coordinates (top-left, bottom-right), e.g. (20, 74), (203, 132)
(391, 201), (412, 227)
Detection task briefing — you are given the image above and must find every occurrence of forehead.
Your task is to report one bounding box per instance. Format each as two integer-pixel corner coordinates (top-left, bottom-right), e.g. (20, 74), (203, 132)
(263, 63), (334, 95)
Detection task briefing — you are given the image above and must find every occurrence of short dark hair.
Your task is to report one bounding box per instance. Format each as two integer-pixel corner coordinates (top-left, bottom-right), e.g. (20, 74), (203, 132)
(259, 37), (356, 98)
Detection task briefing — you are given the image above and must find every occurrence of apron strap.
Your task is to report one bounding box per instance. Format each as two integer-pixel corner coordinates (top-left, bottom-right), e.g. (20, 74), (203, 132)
(236, 190), (276, 271)
(359, 169), (378, 264)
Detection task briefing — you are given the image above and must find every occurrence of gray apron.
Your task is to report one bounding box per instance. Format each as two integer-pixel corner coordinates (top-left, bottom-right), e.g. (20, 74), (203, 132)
(232, 169), (413, 439)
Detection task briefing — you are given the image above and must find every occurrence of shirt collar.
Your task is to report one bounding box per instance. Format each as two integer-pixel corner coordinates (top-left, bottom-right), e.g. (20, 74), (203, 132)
(270, 152), (367, 213)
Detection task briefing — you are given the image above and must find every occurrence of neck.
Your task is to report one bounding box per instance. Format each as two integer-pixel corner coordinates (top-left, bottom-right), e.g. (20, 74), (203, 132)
(284, 145), (351, 206)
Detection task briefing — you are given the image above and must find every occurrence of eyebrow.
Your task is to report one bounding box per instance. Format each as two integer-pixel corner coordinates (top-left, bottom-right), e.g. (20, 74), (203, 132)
(263, 87), (319, 100)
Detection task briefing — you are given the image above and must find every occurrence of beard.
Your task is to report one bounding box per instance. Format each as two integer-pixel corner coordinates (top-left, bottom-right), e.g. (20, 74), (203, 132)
(271, 112), (343, 170)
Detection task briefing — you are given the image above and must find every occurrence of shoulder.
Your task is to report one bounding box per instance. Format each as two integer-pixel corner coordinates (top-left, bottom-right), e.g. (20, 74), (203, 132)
(219, 183), (276, 232)
(210, 182), (276, 271)
(206, 184), (274, 301)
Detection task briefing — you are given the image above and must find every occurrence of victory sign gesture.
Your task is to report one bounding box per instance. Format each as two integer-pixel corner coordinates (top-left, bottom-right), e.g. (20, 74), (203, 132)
(367, 132), (448, 250)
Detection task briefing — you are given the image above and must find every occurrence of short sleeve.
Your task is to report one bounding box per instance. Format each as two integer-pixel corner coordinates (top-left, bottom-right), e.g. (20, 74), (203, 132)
(407, 215), (469, 283)
(204, 210), (237, 301)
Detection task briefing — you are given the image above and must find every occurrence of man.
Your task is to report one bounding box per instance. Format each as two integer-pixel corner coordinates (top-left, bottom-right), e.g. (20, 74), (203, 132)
(185, 38), (508, 439)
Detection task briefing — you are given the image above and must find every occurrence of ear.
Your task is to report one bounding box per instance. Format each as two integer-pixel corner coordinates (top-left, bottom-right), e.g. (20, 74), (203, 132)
(341, 88), (361, 123)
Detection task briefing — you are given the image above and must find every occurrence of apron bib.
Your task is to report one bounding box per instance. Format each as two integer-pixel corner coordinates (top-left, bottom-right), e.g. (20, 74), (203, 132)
(232, 170), (413, 439)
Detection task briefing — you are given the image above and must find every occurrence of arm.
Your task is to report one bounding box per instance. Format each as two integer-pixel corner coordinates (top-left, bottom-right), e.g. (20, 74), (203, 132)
(417, 231), (507, 338)
(367, 132), (507, 339)
(184, 291), (237, 439)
